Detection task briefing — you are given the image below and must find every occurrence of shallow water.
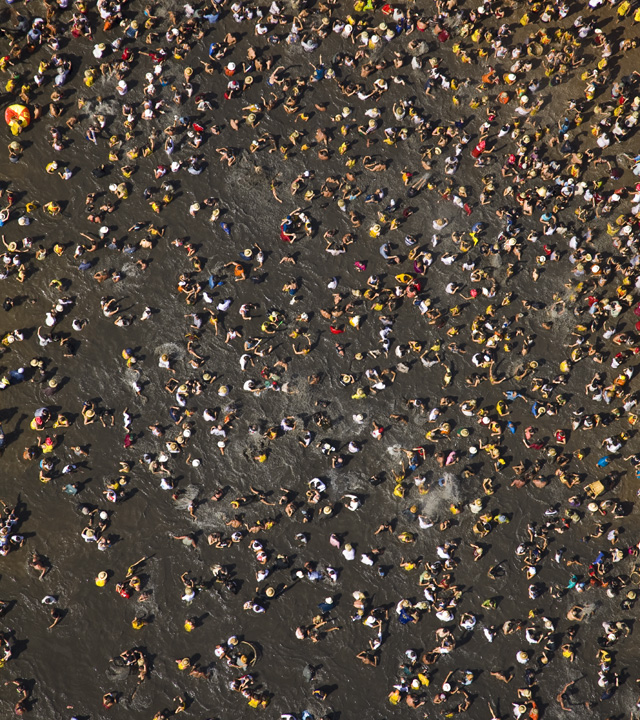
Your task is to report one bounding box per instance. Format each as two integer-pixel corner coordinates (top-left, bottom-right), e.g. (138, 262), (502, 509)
(0, 2), (639, 719)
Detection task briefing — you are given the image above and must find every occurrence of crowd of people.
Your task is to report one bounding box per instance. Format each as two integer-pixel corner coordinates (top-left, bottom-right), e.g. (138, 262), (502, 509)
(1, 0), (640, 717)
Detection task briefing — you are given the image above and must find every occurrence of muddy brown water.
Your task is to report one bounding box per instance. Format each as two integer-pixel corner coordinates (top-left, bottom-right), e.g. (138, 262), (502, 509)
(0, 2), (639, 719)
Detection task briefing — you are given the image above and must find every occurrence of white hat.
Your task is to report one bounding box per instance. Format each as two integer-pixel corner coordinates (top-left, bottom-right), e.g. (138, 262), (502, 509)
(469, 446), (478, 455)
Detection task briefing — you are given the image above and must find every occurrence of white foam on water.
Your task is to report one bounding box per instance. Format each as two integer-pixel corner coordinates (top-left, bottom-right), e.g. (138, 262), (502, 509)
(418, 471), (463, 518)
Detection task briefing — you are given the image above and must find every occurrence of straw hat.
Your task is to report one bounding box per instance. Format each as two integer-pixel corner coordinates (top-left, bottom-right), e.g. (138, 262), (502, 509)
(218, 385), (229, 396)
(97, 571), (108, 582)
(184, 67), (193, 77)
(265, 587), (275, 597)
(48, 378), (58, 388)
